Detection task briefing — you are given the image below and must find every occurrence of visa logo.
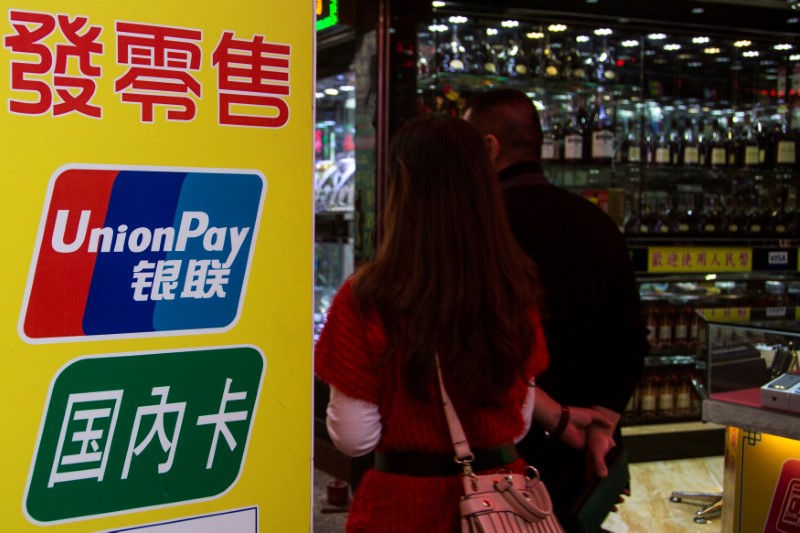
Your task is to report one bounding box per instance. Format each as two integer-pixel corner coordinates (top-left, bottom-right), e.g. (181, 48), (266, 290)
(20, 165), (266, 342)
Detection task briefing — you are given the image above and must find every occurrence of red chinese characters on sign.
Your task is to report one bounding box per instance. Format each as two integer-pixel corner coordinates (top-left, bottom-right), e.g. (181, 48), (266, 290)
(4, 11), (292, 128)
(649, 248), (752, 273)
(212, 32), (291, 128)
(115, 22), (203, 122)
(4, 10), (103, 118)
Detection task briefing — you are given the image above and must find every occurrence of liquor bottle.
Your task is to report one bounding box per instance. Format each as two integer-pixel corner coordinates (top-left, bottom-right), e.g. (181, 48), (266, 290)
(658, 371), (676, 418)
(650, 202), (672, 237)
(773, 112), (797, 169)
(639, 370), (659, 420)
(770, 208), (791, 237)
(673, 306), (690, 351)
(627, 119), (643, 164)
(695, 196), (722, 235)
(563, 110), (585, 164)
(675, 370), (694, 416)
(697, 118), (710, 167)
(540, 108), (558, 163)
(741, 112), (761, 169)
(561, 38), (586, 81)
(669, 195), (695, 238)
(501, 36), (529, 78)
(467, 33), (497, 75)
(681, 117), (701, 166)
(438, 26), (468, 73)
(708, 119), (727, 169)
(590, 89), (615, 164)
(657, 301), (675, 348)
(725, 118), (739, 167)
(745, 195), (769, 237)
(540, 36), (560, 80)
(651, 121), (672, 166)
(623, 202), (651, 235)
(593, 38), (617, 83)
(724, 195), (748, 239)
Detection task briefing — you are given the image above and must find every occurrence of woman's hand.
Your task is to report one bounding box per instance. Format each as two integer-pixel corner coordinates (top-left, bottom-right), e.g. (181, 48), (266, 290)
(532, 388), (613, 449)
(559, 406), (613, 449)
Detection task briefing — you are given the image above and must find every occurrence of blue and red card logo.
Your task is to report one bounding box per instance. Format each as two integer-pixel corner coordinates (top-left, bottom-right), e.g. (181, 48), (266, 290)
(20, 165), (266, 342)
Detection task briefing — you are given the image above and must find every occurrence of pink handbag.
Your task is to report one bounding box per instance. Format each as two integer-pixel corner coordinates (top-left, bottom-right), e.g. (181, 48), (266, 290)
(436, 357), (565, 533)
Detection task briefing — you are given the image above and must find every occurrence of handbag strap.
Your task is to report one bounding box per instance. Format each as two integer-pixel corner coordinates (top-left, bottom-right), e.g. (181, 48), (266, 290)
(435, 355), (474, 464)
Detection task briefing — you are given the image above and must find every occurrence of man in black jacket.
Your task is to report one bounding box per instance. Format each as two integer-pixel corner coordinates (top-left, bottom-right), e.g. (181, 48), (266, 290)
(465, 88), (650, 532)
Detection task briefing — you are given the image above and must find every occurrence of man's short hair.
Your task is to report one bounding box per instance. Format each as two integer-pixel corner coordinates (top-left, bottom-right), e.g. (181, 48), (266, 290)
(466, 88), (543, 161)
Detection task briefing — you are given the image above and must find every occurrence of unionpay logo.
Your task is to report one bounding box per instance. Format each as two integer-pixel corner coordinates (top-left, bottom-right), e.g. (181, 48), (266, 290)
(20, 165), (266, 341)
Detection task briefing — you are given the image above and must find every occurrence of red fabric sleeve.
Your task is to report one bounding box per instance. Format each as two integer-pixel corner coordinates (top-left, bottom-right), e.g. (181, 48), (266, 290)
(526, 308), (550, 381)
(313, 279), (388, 405)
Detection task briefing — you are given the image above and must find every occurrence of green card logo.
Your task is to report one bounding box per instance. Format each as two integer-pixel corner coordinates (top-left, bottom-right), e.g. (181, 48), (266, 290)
(25, 346), (265, 524)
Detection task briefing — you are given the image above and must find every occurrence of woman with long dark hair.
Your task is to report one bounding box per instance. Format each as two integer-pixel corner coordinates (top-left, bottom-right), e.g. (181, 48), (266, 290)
(315, 115), (608, 532)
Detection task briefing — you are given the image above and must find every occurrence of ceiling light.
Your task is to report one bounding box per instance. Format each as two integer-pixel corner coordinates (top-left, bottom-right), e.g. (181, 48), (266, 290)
(692, 36), (710, 44)
(621, 40), (639, 48)
(648, 33), (667, 40)
(449, 16), (468, 24)
(594, 28), (613, 36)
(664, 44), (681, 51)
(734, 40), (752, 48)
(548, 24), (567, 32)
(704, 47), (720, 54)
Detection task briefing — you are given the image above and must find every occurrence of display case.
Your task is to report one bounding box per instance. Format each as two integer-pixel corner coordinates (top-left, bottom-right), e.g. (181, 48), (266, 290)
(412, 2), (800, 429)
(314, 70), (357, 342)
(697, 315), (800, 532)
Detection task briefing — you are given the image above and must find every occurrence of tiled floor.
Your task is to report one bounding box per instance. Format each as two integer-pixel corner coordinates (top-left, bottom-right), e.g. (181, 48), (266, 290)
(312, 456), (724, 532)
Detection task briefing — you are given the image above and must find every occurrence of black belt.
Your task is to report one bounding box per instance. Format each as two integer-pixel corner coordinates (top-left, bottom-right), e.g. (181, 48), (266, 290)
(374, 444), (519, 477)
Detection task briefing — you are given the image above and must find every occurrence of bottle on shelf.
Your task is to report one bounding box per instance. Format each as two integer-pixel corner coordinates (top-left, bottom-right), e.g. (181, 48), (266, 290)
(673, 306), (690, 351)
(638, 369), (659, 420)
(650, 121), (673, 166)
(623, 201), (652, 236)
(561, 37), (586, 81)
(657, 302), (675, 348)
(724, 194), (748, 239)
(590, 89), (615, 165)
(724, 117), (739, 167)
(708, 119), (728, 169)
(741, 112), (761, 169)
(675, 370), (694, 417)
(593, 37), (617, 83)
(745, 194), (769, 237)
(563, 97), (586, 164)
(681, 117), (701, 166)
(695, 195), (723, 236)
(468, 31), (499, 75)
(540, 35), (561, 80)
(500, 35), (529, 78)
(697, 117), (710, 167)
(540, 107), (558, 163)
(772, 111), (797, 170)
(669, 194), (696, 238)
(658, 370), (677, 418)
(438, 25), (468, 74)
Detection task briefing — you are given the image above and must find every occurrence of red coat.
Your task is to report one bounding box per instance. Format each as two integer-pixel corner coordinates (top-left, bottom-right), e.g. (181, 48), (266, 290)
(315, 279), (549, 532)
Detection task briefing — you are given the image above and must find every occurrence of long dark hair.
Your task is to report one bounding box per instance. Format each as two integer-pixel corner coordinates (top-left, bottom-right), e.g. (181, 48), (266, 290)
(351, 115), (542, 404)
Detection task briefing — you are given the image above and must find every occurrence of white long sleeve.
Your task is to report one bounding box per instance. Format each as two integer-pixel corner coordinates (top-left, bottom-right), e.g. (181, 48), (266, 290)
(326, 381), (535, 454)
(326, 385), (382, 457)
(515, 382), (536, 444)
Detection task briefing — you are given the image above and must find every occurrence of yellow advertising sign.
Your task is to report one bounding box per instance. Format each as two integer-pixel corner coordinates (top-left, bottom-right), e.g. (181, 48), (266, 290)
(647, 247), (753, 273)
(728, 429), (800, 532)
(1, 2), (313, 531)
(700, 307), (752, 323)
